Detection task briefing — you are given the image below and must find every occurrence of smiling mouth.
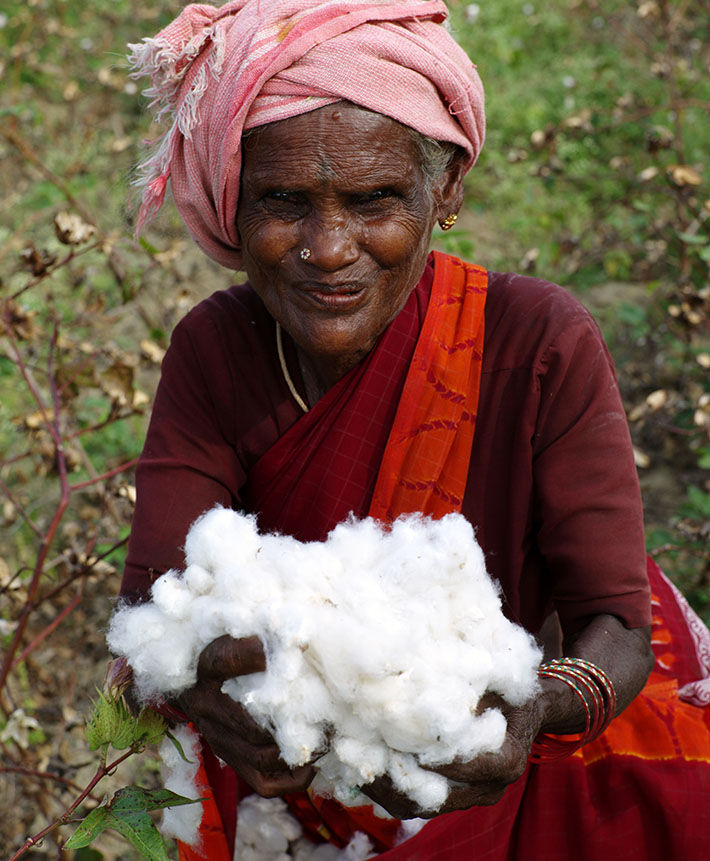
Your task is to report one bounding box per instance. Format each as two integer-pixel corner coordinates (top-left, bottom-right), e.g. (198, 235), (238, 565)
(297, 282), (366, 310)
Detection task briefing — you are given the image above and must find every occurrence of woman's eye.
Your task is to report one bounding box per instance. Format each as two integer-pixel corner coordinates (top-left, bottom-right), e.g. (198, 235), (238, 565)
(364, 189), (394, 202)
(261, 191), (308, 218)
(351, 189), (397, 210)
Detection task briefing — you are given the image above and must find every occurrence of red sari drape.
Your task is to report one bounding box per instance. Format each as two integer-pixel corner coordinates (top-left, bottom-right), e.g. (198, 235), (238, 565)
(178, 252), (710, 860)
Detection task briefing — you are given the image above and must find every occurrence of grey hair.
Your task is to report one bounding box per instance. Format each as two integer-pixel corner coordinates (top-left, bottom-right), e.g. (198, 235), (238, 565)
(405, 129), (462, 200)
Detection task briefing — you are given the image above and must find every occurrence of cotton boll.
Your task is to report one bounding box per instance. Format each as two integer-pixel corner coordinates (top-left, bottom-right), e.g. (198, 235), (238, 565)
(332, 735), (389, 784)
(309, 761), (361, 802)
(183, 563), (214, 595)
(151, 571), (193, 620)
(187, 592), (232, 649)
(107, 602), (200, 699)
(396, 818), (427, 845)
(237, 849), (290, 861)
(340, 832), (376, 860)
(356, 675), (428, 753)
(418, 706), (507, 767)
(485, 626), (542, 706)
(185, 507), (261, 572)
(234, 796), (301, 859)
(291, 831), (375, 861)
(224, 656), (332, 768)
(110, 508), (543, 816)
(159, 725), (202, 846)
(107, 601), (163, 655)
(387, 751), (450, 812)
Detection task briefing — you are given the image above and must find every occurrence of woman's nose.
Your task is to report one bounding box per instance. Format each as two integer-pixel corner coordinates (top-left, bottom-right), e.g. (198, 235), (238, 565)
(302, 212), (359, 271)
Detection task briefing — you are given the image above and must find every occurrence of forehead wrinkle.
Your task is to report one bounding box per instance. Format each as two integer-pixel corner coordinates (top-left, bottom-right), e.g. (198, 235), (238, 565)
(242, 105), (424, 193)
(317, 153), (334, 184)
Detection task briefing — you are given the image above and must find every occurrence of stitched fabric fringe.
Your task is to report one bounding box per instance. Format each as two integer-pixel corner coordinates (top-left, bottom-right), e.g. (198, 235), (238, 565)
(129, 0), (486, 269)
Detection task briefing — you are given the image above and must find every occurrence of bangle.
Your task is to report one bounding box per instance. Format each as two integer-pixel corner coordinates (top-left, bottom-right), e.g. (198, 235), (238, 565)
(530, 657), (617, 762)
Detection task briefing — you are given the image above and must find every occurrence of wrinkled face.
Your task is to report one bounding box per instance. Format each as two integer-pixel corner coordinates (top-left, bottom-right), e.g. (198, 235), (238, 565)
(236, 104), (462, 370)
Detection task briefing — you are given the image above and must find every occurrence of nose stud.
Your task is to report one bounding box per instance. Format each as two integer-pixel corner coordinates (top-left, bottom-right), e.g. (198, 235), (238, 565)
(300, 248), (312, 261)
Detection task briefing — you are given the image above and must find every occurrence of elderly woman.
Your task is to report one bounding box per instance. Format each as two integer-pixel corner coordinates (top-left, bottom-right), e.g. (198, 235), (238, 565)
(121, 1), (710, 859)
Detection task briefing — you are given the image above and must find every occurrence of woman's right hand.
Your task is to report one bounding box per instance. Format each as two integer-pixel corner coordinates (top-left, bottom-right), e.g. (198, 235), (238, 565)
(176, 634), (316, 796)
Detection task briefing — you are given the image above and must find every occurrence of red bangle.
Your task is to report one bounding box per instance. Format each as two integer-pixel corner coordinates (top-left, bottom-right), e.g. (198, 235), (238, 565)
(530, 657), (617, 762)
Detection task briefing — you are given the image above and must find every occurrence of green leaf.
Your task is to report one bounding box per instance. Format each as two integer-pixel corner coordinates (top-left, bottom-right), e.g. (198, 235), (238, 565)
(111, 785), (201, 813)
(165, 729), (193, 764)
(134, 707), (167, 746)
(685, 486), (710, 518)
(139, 236), (160, 255)
(64, 807), (109, 849)
(617, 302), (647, 327)
(698, 245), (710, 263)
(698, 449), (710, 470)
(104, 809), (170, 861)
(73, 848), (104, 861)
(677, 231), (709, 245)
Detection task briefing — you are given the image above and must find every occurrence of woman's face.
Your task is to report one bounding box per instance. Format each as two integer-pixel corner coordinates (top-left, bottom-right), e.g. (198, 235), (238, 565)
(236, 104), (463, 374)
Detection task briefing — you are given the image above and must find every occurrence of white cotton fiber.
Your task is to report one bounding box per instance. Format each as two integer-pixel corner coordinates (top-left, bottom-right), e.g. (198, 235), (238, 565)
(234, 797), (374, 861)
(159, 724), (202, 846)
(109, 508), (542, 815)
(291, 830), (375, 860)
(233, 795), (302, 860)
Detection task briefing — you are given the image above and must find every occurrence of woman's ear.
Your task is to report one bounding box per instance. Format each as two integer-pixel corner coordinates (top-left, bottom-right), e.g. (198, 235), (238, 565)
(433, 149), (467, 225)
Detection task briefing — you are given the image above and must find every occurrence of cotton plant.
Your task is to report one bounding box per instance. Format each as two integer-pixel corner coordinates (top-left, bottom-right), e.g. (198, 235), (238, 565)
(8, 658), (201, 861)
(109, 507), (542, 824)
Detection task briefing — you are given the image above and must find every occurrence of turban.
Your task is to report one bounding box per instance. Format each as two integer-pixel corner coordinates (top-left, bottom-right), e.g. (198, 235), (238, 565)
(130, 0), (486, 270)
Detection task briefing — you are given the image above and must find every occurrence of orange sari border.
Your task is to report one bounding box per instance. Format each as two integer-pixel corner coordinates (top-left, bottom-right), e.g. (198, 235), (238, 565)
(369, 251), (488, 522)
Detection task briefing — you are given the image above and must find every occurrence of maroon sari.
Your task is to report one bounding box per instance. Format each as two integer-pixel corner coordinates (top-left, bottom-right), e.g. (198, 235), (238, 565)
(181, 256), (710, 860)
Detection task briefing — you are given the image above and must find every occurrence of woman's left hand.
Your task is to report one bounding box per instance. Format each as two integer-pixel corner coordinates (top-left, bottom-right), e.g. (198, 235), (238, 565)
(365, 613), (654, 820)
(363, 695), (542, 819)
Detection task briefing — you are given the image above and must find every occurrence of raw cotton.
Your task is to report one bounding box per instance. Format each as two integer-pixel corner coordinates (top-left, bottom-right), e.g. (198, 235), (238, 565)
(109, 507), (542, 813)
(233, 795), (302, 860)
(233, 795), (375, 860)
(158, 724), (203, 846)
(158, 748), (378, 859)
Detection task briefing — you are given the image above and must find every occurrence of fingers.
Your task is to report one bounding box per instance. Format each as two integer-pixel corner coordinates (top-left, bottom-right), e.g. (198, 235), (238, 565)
(197, 712), (315, 795)
(180, 686), (274, 745)
(437, 780), (509, 812)
(176, 635), (315, 797)
(183, 695), (316, 795)
(363, 771), (509, 820)
(363, 775), (425, 820)
(237, 761), (316, 797)
(197, 634), (266, 680)
(417, 700), (537, 815)
(427, 734), (528, 787)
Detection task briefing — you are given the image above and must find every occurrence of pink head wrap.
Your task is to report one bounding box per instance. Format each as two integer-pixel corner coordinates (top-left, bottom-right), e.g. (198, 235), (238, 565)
(130, 0), (485, 269)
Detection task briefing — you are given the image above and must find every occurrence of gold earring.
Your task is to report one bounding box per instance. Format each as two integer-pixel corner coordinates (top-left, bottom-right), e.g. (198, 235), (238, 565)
(440, 213), (458, 231)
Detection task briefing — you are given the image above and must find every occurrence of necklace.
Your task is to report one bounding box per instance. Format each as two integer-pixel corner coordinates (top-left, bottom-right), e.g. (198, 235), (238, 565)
(276, 322), (309, 413)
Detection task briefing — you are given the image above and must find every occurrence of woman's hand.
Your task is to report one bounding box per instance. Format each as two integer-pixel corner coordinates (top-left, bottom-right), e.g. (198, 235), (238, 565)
(363, 694), (543, 819)
(176, 634), (316, 796)
(366, 613), (654, 820)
